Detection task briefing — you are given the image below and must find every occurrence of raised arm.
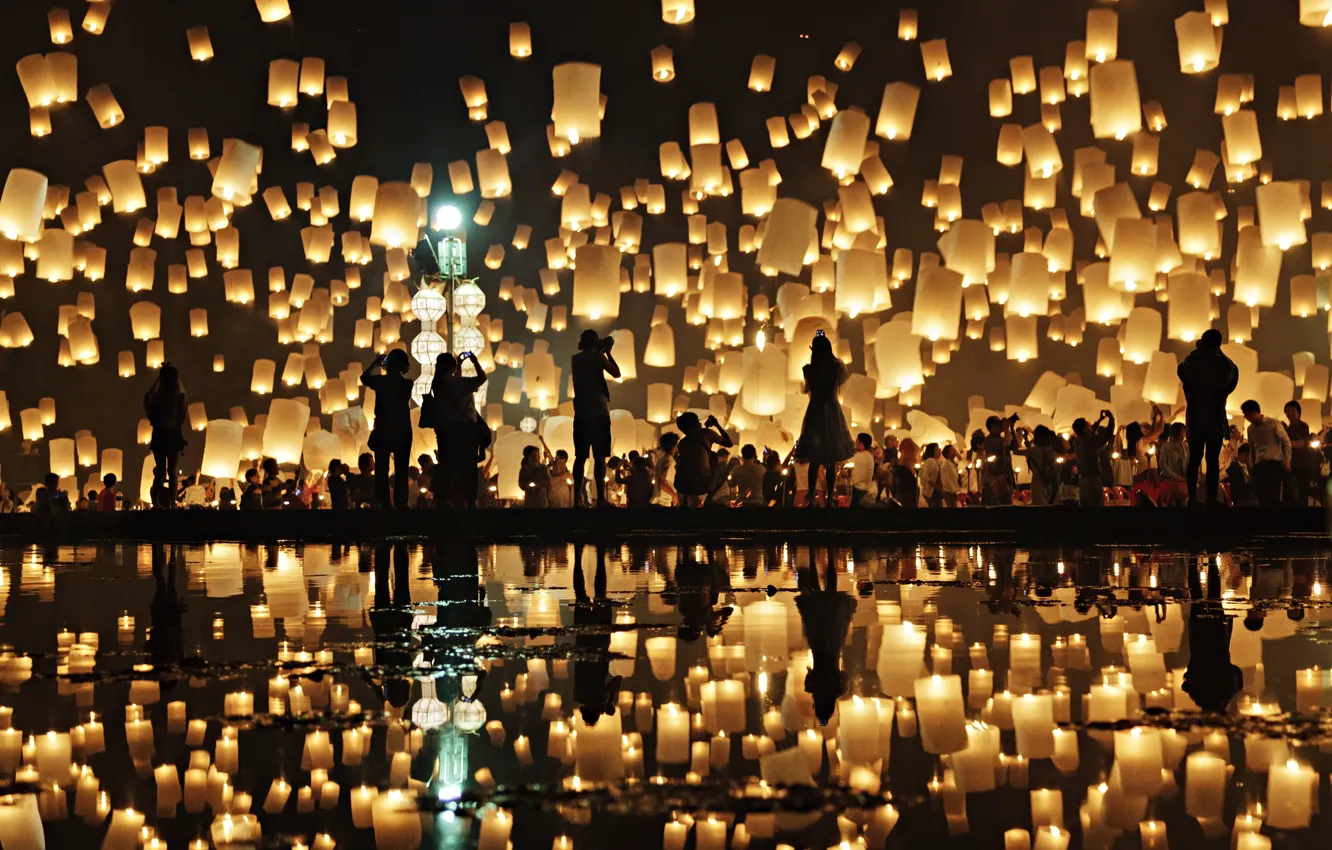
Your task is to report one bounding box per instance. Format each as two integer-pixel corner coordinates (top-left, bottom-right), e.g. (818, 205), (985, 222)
(466, 352), (487, 388)
(603, 350), (622, 380)
(360, 355), (382, 386)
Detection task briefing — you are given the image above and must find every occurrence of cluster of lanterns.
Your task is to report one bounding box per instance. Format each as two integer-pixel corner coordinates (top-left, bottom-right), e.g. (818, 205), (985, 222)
(3, 0), (1332, 499)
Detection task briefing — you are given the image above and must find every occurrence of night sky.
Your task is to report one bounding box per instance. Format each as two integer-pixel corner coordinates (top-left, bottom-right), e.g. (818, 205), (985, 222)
(2, 0), (1331, 488)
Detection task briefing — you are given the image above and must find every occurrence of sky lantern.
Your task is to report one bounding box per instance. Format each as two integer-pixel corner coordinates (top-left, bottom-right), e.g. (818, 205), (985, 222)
(920, 40), (951, 82)
(1174, 12), (1220, 73)
(0, 169), (48, 242)
(911, 267), (964, 342)
(1255, 181), (1306, 250)
(1089, 60), (1140, 139)
(749, 55), (775, 91)
(1085, 9), (1118, 63)
(509, 23), (532, 57)
(552, 62), (601, 144)
(821, 107), (870, 178)
(255, 0), (292, 23)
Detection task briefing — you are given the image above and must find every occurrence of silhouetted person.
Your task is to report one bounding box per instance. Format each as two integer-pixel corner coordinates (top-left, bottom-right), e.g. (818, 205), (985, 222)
(97, 474), (118, 512)
(361, 350), (413, 509)
(1182, 563), (1242, 713)
(429, 351), (488, 508)
(1284, 400), (1315, 506)
(796, 547), (855, 725)
(572, 544), (620, 725)
(1242, 399), (1291, 508)
(34, 473), (70, 513)
(144, 363), (187, 510)
(147, 544), (185, 670)
(570, 331), (621, 507)
(326, 460), (348, 510)
(1073, 410), (1115, 507)
(674, 412), (733, 508)
(369, 542), (413, 710)
(795, 332), (855, 507)
(1178, 330), (1238, 505)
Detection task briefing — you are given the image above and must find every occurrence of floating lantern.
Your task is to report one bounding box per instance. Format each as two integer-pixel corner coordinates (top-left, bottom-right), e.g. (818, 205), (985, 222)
(920, 40), (952, 81)
(553, 62), (601, 143)
(749, 55), (775, 91)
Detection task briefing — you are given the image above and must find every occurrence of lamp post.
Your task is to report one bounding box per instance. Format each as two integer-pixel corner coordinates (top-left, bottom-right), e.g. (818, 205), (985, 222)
(432, 205), (466, 357)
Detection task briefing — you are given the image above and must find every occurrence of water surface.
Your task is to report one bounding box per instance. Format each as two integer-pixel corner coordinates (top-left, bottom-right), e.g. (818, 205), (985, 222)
(1, 541), (1330, 848)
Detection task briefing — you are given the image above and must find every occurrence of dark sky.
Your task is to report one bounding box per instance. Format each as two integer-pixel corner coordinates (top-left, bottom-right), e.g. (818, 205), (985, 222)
(2, 0), (1331, 487)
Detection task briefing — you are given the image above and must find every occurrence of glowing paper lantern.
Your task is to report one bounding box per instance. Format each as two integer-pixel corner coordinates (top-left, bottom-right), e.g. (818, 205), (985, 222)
(261, 399), (310, 464)
(835, 249), (889, 318)
(1122, 307), (1163, 365)
(476, 149), (511, 198)
(1089, 60), (1141, 139)
(201, 421), (244, 479)
(129, 302), (161, 341)
(821, 108), (871, 178)
(920, 40), (951, 81)
(876, 321), (922, 391)
(368, 183), (418, 249)
(876, 83), (920, 141)
(1166, 274), (1211, 342)
(1143, 351), (1181, 405)
(662, 0), (695, 24)
(256, 0), (292, 23)
(644, 324), (675, 368)
(0, 169), (48, 242)
(211, 140), (261, 203)
(912, 267), (963, 341)
(552, 62), (601, 144)
(1255, 181), (1306, 250)
(757, 198), (817, 276)
(1234, 226), (1281, 307)
(267, 59), (299, 108)
(1175, 12), (1220, 73)
(749, 55), (775, 91)
(572, 244), (621, 319)
(16, 55), (56, 107)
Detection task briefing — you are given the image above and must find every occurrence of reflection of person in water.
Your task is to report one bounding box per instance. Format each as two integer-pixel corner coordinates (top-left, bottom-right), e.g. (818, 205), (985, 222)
(1182, 562), (1243, 713)
(670, 545), (732, 641)
(147, 543), (185, 670)
(796, 546), (856, 725)
(572, 544), (620, 726)
(369, 543), (414, 712)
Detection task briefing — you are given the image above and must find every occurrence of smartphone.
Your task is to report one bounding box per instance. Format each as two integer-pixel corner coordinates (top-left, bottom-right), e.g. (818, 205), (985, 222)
(814, 329), (826, 338)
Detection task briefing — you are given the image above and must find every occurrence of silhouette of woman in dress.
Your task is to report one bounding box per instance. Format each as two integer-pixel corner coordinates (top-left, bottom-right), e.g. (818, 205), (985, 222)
(144, 364), (187, 509)
(796, 546), (856, 724)
(795, 333), (855, 507)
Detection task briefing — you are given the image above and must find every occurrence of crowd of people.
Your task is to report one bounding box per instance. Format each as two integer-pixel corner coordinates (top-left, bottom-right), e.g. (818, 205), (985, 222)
(0, 329), (1325, 513)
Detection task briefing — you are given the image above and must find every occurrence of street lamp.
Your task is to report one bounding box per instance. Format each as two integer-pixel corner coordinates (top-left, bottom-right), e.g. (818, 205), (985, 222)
(430, 205), (468, 356)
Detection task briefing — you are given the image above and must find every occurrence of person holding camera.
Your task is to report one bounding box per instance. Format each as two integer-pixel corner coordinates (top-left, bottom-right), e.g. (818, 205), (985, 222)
(360, 349), (413, 509)
(570, 330), (622, 507)
(981, 413), (1020, 505)
(428, 350), (488, 509)
(674, 412), (734, 508)
(1072, 409), (1116, 507)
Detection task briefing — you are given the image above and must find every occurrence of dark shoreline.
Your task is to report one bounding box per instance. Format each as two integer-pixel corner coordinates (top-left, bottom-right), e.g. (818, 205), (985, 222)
(0, 506), (1327, 547)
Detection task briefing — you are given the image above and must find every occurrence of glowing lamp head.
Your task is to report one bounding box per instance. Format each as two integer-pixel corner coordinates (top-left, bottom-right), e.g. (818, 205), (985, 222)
(433, 205), (462, 231)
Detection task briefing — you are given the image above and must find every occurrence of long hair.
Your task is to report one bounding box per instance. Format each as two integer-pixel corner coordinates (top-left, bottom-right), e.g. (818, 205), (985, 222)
(147, 364), (182, 422)
(808, 333), (835, 364)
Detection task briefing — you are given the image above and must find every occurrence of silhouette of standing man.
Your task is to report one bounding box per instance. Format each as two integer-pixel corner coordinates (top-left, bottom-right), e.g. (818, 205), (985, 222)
(570, 330), (621, 507)
(361, 350), (413, 509)
(1177, 329), (1238, 506)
